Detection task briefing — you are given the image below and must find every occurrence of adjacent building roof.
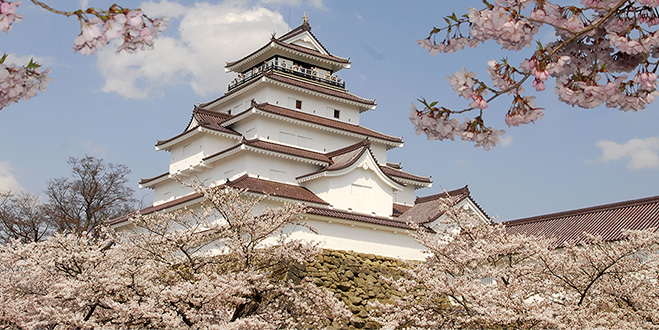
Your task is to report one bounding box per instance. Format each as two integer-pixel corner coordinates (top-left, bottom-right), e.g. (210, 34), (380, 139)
(392, 203), (413, 217)
(504, 195), (659, 245)
(397, 186), (486, 224)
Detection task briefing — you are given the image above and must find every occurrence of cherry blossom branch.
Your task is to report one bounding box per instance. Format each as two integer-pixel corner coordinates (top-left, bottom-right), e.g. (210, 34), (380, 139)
(412, 0), (659, 150)
(30, 0), (76, 16)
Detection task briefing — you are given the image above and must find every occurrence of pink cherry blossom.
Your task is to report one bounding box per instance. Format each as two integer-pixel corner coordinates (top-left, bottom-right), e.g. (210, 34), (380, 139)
(0, 1), (22, 33)
(0, 60), (50, 111)
(372, 195), (659, 329)
(414, 0), (659, 149)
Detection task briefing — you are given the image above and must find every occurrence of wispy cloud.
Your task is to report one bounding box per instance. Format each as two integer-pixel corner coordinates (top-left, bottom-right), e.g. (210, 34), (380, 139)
(499, 135), (513, 147)
(0, 161), (25, 193)
(596, 136), (659, 170)
(80, 141), (107, 156)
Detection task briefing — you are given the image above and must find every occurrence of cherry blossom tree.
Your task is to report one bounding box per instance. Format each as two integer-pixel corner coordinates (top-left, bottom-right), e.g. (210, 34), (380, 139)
(0, 184), (350, 329)
(0, 0), (168, 111)
(371, 195), (659, 329)
(411, 0), (659, 150)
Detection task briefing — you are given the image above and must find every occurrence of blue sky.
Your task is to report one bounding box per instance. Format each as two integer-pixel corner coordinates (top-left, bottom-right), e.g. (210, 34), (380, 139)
(1, 0), (658, 221)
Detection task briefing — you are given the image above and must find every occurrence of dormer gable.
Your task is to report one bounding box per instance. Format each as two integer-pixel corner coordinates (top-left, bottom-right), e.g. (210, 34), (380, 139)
(277, 21), (329, 55)
(225, 21), (350, 75)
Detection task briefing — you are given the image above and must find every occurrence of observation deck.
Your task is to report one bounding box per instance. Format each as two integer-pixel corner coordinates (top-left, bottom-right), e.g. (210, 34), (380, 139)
(228, 56), (345, 91)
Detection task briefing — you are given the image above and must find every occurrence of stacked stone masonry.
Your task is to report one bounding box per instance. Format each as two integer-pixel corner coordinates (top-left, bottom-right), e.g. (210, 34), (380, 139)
(302, 249), (415, 329)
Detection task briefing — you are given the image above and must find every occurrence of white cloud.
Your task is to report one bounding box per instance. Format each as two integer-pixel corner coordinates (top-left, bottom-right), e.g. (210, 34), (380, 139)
(0, 161), (25, 193)
(97, 1), (290, 100)
(596, 137), (659, 170)
(499, 135), (513, 147)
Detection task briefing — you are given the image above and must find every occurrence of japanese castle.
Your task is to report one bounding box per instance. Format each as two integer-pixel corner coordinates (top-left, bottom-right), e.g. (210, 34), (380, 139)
(111, 19), (488, 260)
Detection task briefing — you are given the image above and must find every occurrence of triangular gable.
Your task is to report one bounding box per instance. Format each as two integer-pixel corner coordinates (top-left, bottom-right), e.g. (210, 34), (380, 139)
(277, 22), (329, 55)
(398, 186), (489, 229)
(297, 141), (404, 191)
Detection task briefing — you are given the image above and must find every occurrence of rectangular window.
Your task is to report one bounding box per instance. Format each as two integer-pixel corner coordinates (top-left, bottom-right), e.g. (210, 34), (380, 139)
(182, 143), (192, 156)
(288, 97), (302, 110)
(297, 135), (313, 149)
(245, 127), (256, 139)
(279, 131), (296, 145)
(333, 109), (340, 119)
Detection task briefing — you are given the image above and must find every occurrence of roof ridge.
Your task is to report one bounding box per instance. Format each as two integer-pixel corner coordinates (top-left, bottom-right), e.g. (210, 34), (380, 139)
(504, 195), (659, 227)
(415, 186), (470, 204)
(247, 102), (402, 144)
(276, 21), (334, 56)
(263, 71), (374, 104)
(379, 165), (432, 183)
(325, 139), (370, 157)
(243, 138), (331, 163)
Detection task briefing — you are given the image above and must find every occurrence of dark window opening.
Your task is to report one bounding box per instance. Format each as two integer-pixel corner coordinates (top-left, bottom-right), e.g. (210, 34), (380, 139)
(333, 109), (340, 118)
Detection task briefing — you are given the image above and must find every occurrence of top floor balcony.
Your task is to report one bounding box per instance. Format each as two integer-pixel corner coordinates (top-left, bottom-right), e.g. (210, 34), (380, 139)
(228, 57), (345, 91)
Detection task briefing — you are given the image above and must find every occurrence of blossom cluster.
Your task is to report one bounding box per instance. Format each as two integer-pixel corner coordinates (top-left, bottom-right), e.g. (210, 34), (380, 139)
(73, 6), (168, 55)
(371, 195), (659, 329)
(0, 2), (167, 111)
(0, 0), (21, 33)
(0, 184), (351, 329)
(414, 0), (659, 149)
(0, 57), (50, 111)
(410, 103), (504, 151)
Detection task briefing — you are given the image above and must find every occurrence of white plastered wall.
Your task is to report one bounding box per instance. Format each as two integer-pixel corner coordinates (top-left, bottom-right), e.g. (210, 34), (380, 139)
(169, 134), (237, 174)
(303, 167), (395, 217)
(394, 185), (417, 206)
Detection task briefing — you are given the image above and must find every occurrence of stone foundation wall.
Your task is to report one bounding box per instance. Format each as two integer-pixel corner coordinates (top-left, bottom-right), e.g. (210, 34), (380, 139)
(303, 249), (415, 329)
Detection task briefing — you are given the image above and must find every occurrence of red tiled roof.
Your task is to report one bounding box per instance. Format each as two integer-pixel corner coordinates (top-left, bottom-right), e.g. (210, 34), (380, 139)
(202, 138), (330, 164)
(109, 175), (328, 226)
(277, 21), (332, 55)
(225, 22), (349, 69)
(156, 109), (240, 147)
(199, 70), (376, 113)
(296, 140), (373, 180)
(380, 165), (431, 183)
(264, 72), (374, 105)
(194, 108), (233, 130)
(139, 172), (168, 185)
(392, 203), (413, 217)
(398, 186), (481, 224)
(386, 162), (402, 169)
(243, 139), (330, 163)
(252, 103), (401, 143)
(504, 195), (659, 245)
(227, 175), (328, 204)
(306, 206), (414, 230)
(107, 192), (204, 226)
